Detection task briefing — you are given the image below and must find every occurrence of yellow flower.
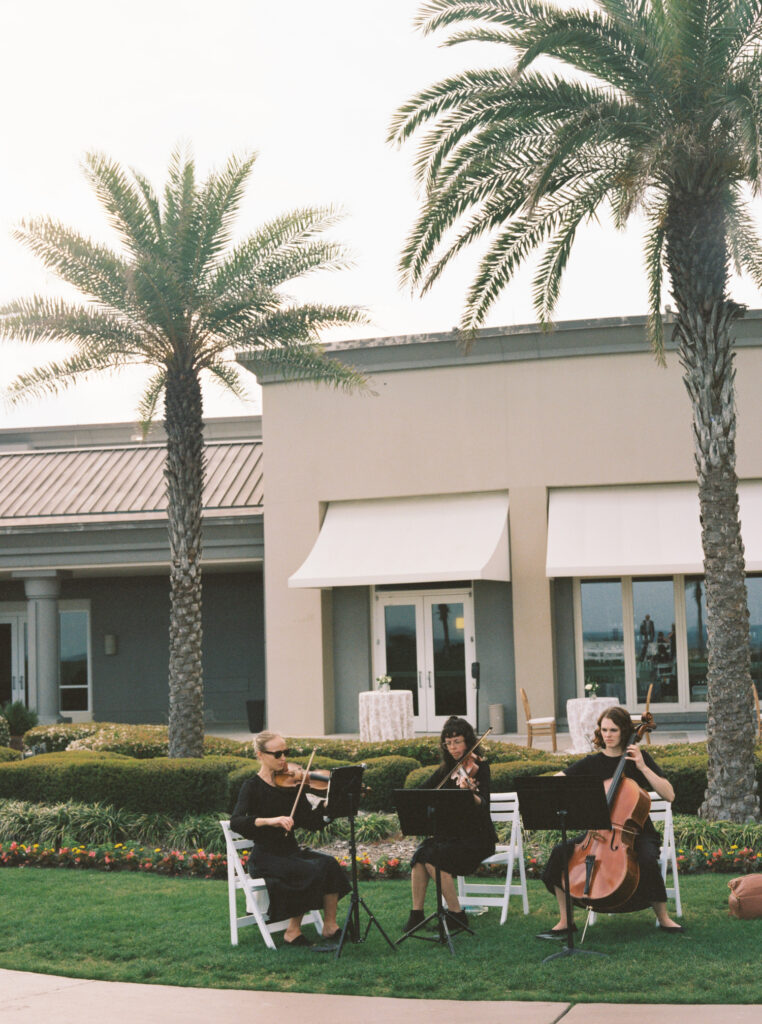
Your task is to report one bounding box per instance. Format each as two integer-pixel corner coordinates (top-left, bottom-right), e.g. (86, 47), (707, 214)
(695, 844), (703, 851)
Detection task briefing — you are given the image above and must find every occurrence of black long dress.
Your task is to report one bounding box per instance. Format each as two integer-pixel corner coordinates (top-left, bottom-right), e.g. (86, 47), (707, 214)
(411, 760), (497, 876)
(541, 750), (668, 912)
(231, 774), (350, 923)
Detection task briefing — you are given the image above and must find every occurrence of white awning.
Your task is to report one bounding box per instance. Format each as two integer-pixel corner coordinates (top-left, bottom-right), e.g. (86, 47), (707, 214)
(289, 491), (510, 588)
(546, 482), (762, 576)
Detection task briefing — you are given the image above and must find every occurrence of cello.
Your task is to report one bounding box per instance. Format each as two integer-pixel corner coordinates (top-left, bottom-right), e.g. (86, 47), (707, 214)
(565, 714), (655, 912)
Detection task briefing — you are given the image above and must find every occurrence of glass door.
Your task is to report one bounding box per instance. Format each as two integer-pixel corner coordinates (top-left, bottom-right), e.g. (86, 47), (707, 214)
(374, 590), (476, 732)
(0, 614), (28, 707)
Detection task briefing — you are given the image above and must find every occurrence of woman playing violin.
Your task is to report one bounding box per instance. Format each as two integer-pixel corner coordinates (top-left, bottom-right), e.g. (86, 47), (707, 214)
(230, 731), (350, 948)
(403, 716), (497, 935)
(539, 705), (683, 938)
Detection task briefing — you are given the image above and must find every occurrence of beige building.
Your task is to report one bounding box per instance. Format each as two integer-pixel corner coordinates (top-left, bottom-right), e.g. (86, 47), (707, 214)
(246, 313), (762, 737)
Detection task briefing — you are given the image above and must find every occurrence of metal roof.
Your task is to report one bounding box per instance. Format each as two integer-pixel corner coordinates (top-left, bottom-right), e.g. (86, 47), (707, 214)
(0, 440), (263, 527)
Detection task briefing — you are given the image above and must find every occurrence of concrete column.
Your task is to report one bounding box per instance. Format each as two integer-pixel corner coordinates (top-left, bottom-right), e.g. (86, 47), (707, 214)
(16, 573), (62, 723)
(508, 486), (556, 721)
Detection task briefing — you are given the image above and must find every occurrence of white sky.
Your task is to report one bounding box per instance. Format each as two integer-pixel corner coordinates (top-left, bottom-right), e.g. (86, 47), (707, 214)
(2, 0), (761, 429)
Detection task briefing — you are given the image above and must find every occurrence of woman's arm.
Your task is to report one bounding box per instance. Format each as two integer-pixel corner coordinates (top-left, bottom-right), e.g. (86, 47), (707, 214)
(627, 747), (675, 803)
(230, 779), (294, 836)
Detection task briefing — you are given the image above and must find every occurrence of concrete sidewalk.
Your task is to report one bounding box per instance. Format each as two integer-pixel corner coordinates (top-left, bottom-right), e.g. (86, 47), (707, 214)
(1, 969), (755, 1024)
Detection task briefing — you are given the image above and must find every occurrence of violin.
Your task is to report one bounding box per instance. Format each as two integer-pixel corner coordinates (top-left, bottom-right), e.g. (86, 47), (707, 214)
(436, 727), (493, 790)
(566, 714), (656, 911)
(273, 762), (331, 793)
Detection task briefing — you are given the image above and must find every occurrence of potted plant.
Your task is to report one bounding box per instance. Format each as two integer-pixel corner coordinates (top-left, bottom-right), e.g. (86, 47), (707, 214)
(1, 701), (40, 750)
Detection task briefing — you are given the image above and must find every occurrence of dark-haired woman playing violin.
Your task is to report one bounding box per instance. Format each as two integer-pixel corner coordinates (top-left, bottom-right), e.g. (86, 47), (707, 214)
(230, 730), (350, 948)
(402, 716), (497, 935)
(539, 705), (683, 939)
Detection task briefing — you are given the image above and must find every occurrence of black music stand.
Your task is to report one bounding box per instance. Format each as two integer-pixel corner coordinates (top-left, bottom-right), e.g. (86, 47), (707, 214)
(393, 788), (478, 955)
(326, 765), (396, 959)
(514, 776), (611, 963)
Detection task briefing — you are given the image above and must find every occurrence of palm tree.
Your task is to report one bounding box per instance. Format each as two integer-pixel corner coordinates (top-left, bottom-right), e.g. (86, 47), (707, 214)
(389, 0), (762, 820)
(0, 149), (366, 758)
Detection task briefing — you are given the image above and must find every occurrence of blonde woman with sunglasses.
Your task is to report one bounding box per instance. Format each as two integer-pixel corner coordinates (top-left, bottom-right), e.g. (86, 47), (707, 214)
(230, 731), (350, 948)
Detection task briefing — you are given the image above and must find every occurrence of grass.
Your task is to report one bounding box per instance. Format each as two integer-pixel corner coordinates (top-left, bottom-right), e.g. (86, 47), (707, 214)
(0, 871), (760, 1002)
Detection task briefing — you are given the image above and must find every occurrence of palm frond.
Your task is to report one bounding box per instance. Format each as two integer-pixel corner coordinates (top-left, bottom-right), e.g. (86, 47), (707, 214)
(136, 369), (168, 436)
(239, 342), (368, 393)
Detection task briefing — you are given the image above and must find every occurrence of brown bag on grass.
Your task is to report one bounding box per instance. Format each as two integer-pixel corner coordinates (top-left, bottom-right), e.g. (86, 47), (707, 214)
(728, 875), (762, 919)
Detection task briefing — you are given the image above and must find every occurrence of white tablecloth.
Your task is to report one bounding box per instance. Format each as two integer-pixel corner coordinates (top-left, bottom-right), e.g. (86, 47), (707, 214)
(566, 696), (618, 754)
(359, 690), (415, 742)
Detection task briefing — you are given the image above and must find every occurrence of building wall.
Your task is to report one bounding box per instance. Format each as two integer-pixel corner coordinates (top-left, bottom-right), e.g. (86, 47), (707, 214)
(0, 571), (264, 724)
(332, 586), (372, 733)
(259, 322), (762, 734)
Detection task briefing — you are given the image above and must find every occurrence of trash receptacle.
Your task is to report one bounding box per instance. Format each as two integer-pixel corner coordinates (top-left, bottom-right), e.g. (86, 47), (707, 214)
(245, 699), (265, 733)
(488, 703), (505, 734)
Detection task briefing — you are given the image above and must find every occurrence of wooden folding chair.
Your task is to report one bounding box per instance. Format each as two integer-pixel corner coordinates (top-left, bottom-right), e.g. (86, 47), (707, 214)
(220, 820), (323, 948)
(457, 791), (530, 924)
(520, 687), (557, 752)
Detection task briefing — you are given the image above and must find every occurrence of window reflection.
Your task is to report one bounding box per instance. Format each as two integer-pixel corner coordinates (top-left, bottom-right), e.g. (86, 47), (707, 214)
(59, 610), (89, 712)
(747, 576), (762, 696)
(684, 577), (708, 702)
(580, 581), (625, 702)
(383, 605), (419, 715)
(632, 579), (677, 704)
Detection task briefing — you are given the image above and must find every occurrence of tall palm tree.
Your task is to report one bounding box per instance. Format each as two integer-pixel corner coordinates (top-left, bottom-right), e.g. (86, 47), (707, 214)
(390, 0), (762, 820)
(0, 149), (366, 758)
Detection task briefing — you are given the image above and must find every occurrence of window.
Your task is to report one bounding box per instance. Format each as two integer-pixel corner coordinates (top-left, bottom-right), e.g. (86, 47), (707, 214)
(746, 576), (762, 694)
(59, 607), (90, 712)
(684, 577), (708, 703)
(580, 580), (625, 703)
(574, 576), (708, 709)
(632, 579), (677, 704)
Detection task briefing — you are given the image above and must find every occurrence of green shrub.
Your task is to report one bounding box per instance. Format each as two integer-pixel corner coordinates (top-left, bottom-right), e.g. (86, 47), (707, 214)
(361, 756), (421, 812)
(0, 718), (10, 748)
(1, 701), (39, 736)
(0, 747), (22, 763)
(403, 756), (566, 793)
(0, 752), (251, 816)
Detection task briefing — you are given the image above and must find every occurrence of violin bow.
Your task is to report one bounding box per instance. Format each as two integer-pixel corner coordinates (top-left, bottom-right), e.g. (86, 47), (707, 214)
(435, 726), (493, 789)
(288, 747), (317, 820)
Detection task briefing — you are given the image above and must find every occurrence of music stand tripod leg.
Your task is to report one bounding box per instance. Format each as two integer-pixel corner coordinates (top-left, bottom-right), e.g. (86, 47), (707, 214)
(333, 794), (396, 959)
(543, 813), (608, 964)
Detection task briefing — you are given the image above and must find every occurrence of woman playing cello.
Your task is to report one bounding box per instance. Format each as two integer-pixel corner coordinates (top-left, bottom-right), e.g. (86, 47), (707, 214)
(230, 730), (350, 948)
(539, 705), (683, 938)
(402, 716), (497, 935)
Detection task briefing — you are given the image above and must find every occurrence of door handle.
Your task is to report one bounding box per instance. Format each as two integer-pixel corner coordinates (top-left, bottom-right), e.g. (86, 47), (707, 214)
(418, 671), (423, 689)
(427, 670), (432, 689)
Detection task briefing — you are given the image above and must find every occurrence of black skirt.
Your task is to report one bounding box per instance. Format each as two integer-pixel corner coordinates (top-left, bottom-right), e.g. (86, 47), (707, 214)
(250, 846), (350, 923)
(411, 833), (495, 877)
(541, 833), (667, 912)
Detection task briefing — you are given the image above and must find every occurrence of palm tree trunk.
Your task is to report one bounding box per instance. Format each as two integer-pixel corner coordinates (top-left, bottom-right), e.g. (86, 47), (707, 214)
(164, 366), (205, 758)
(666, 192), (759, 821)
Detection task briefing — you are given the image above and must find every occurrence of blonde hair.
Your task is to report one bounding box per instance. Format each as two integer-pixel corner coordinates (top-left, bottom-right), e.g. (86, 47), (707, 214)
(254, 730), (282, 754)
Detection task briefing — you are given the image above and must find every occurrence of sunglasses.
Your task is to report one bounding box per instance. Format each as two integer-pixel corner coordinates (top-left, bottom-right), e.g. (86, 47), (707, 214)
(263, 748), (289, 759)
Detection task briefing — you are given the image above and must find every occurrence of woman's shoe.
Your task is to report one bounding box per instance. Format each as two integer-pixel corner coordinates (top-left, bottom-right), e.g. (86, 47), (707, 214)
(402, 909), (425, 933)
(448, 910), (470, 933)
(283, 934), (312, 947)
(536, 924), (578, 940)
(658, 923), (685, 933)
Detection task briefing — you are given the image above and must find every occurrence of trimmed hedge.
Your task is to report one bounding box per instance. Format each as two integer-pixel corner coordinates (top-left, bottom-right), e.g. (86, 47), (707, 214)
(0, 753), (251, 816)
(0, 718), (10, 749)
(403, 755), (568, 793)
(0, 747), (22, 763)
(361, 756), (421, 812)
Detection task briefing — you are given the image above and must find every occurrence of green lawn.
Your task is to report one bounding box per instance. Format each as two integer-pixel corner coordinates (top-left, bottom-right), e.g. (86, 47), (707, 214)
(0, 871), (759, 1003)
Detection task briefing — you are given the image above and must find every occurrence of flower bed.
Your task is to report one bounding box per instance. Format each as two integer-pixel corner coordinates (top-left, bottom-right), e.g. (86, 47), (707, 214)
(3, 839), (760, 882)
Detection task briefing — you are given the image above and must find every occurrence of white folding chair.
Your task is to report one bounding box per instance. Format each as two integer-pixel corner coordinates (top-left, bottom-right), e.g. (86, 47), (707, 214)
(456, 791), (530, 924)
(586, 791), (682, 925)
(220, 820), (323, 948)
